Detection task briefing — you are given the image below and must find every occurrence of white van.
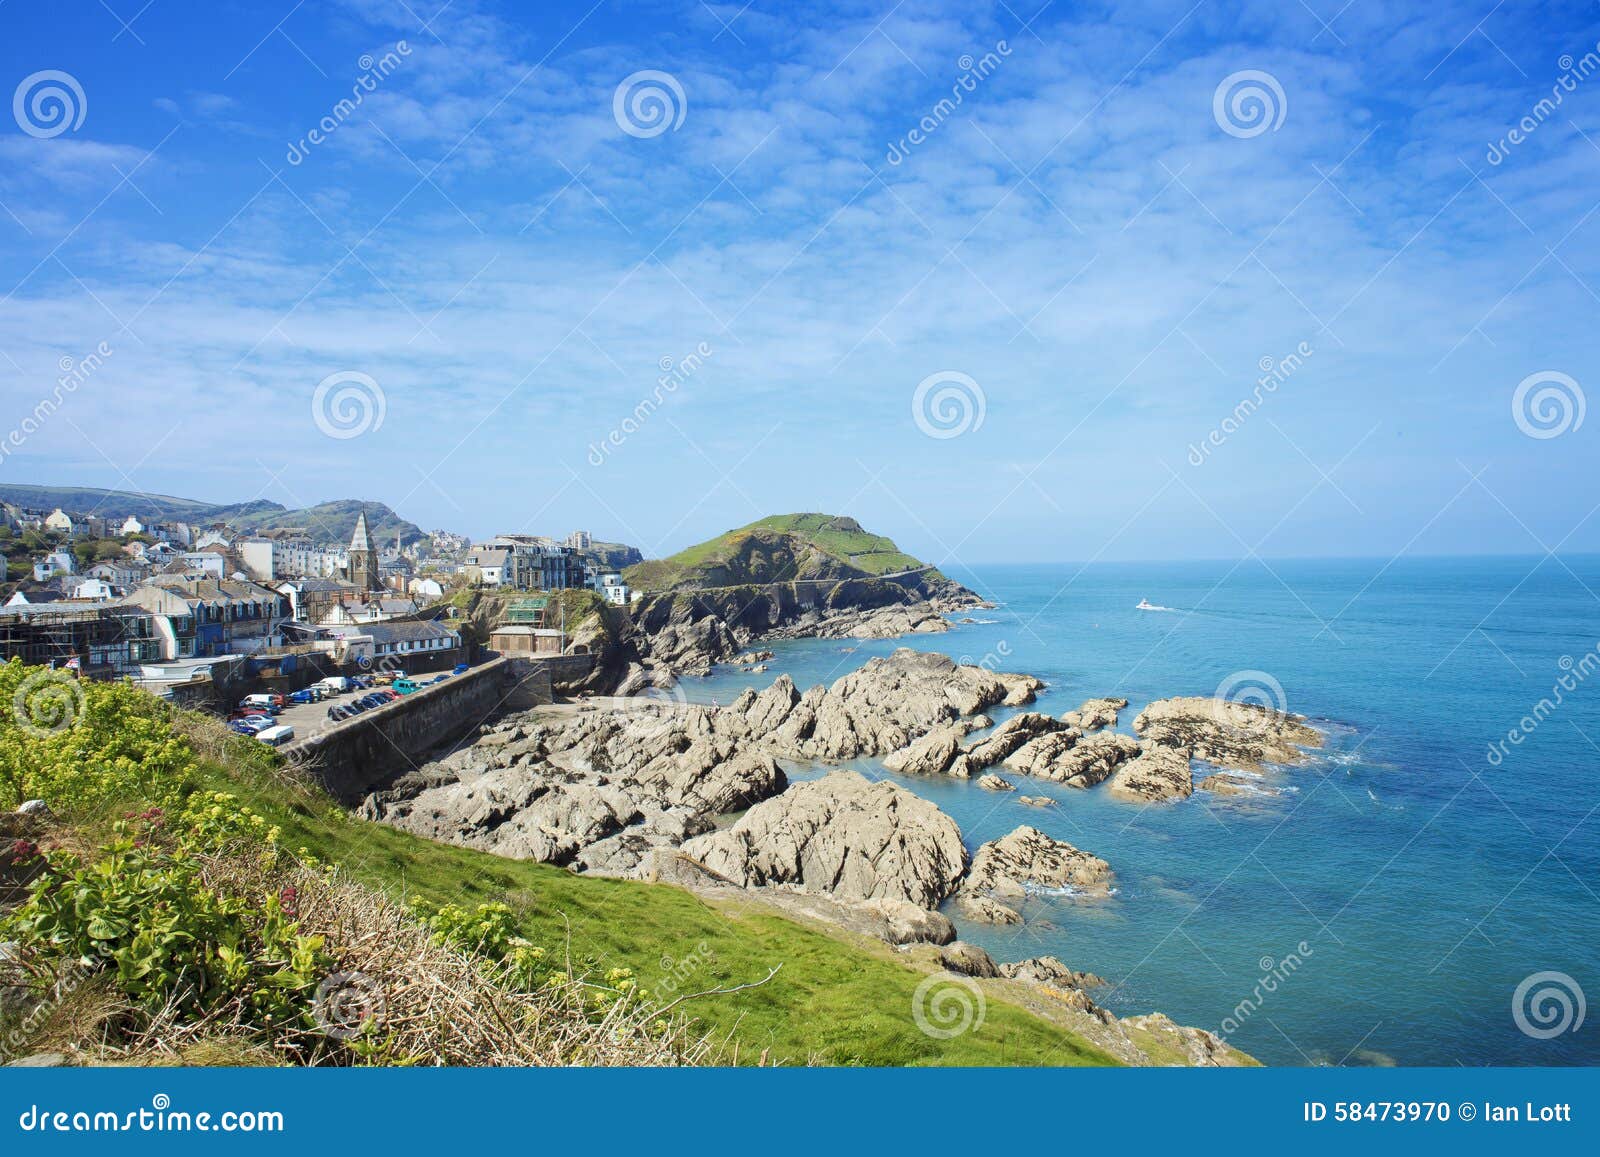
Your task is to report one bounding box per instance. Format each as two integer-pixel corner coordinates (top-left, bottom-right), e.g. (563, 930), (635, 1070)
(316, 676), (352, 694)
(255, 724), (295, 746)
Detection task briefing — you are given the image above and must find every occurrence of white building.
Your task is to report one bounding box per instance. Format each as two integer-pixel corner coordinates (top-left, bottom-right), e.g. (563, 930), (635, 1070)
(120, 515), (145, 536)
(43, 508), (74, 534)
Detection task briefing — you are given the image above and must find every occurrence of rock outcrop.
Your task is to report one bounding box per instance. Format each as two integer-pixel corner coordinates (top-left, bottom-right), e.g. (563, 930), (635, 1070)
(1134, 697), (1322, 769)
(1198, 772), (1283, 798)
(1062, 697), (1128, 732)
(680, 772), (968, 908)
(722, 648), (1039, 764)
(1106, 744), (1193, 804)
(1002, 730), (1140, 787)
(962, 712), (1070, 768)
(955, 825), (1113, 923)
(998, 955), (1104, 991)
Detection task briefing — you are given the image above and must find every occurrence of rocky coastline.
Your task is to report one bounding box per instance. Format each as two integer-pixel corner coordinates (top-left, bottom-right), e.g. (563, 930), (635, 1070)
(361, 646), (1319, 1063)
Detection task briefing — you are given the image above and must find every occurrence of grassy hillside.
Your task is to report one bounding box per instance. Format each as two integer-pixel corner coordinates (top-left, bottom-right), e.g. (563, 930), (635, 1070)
(625, 514), (936, 592)
(0, 662), (1150, 1067)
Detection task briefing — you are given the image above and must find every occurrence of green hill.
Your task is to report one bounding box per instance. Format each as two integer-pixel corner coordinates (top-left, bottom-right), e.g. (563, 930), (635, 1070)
(625, 514), (940, 592)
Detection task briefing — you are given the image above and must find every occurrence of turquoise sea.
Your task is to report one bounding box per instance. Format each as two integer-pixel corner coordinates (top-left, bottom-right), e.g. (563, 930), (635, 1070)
(683, 556), (1600, 1066)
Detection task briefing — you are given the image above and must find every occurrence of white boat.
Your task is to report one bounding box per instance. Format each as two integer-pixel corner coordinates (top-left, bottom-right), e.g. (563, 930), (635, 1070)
(1136, 598), (1158, 611)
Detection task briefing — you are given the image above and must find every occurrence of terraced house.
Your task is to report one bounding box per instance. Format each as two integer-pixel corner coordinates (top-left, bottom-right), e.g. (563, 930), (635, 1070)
(131, 575), (290, 656)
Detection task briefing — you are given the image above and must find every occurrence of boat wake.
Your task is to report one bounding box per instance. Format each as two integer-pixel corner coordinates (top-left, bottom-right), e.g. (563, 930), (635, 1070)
(1135, 597), (1177, 613)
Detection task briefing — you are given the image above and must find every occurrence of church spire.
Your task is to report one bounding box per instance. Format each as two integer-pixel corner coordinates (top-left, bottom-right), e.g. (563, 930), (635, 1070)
(347, 511), (379, 591)
(349, 511), (376, 554)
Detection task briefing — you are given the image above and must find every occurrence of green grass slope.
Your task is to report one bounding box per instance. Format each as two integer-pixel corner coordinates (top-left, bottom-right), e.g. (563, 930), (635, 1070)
(202, 749), (1115, 1066)
(625, 514), (937, 592)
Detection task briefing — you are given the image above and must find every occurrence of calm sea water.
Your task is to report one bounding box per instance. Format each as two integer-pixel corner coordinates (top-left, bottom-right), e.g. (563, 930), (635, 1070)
(683, 556), (1600, 1066)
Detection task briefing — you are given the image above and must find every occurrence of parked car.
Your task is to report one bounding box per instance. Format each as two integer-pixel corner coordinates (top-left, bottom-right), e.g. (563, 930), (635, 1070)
(452, 663), (469, 675)
(393, 678), (422, 695)
(240, 693), (286, 711)
(255, 724), (295, 746)
(288, 688), (321, 704)
(428, 675), (449, 685)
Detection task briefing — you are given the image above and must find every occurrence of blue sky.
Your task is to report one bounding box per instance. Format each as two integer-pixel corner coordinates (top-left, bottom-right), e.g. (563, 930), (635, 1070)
(0, 0), (1595, 565)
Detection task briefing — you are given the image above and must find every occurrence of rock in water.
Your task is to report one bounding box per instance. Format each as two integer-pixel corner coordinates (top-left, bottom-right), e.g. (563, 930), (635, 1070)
(1002, 730), (1139, 787)
(1198, 772), (1282, 798)
(962, 712), (1071, 768)
(955, 825), (1113, 923)
(1106, 744), (1193, 803)
(680, 771), (967, 908)
(1061, 697), (1128, 732)
(977, 773), (1015, 791)
(1133, 696), (1321, 769)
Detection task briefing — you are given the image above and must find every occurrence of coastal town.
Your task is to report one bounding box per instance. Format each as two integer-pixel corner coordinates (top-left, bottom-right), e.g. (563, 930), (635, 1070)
(0, 489), (642, 726)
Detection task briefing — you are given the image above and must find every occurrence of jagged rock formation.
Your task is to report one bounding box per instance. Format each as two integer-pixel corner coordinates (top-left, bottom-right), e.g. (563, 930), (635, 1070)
(1106, 744), (1194, 803)
(1133, 697), (1322, 769)
(680, 772), (968, 908)
(955, 825), (1114, 924)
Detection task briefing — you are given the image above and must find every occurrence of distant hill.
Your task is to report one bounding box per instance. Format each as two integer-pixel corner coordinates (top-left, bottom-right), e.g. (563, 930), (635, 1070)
(0, 484), (423, 545)
(584, 540), (645, 571)
(624, 514), (944, 592)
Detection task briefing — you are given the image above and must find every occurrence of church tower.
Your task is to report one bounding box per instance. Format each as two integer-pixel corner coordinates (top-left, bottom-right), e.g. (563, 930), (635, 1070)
(347, 511), (380, 591)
